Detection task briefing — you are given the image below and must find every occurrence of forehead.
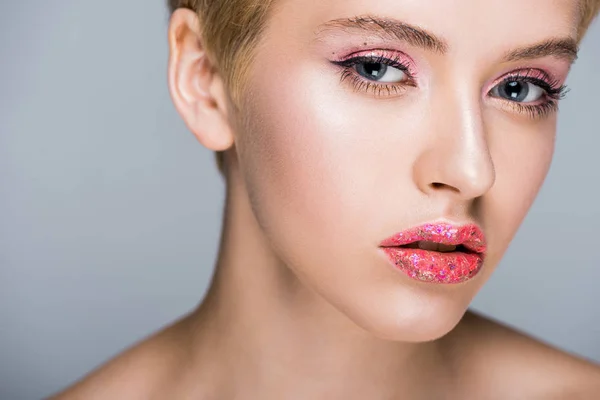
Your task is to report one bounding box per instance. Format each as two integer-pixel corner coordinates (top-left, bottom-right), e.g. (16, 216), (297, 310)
(268, 0), (580, 52)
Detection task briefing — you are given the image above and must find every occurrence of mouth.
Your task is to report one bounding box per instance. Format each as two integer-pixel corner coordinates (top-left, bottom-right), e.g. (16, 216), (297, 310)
(379, 223), (486, 284)
(396, 241), (476, 254)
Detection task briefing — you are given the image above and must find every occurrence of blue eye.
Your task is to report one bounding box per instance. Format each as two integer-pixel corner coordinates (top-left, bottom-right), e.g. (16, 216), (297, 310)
(490, 80), (545, 103)
(331, 52), (417, 98)
(355, 62), (408, 83)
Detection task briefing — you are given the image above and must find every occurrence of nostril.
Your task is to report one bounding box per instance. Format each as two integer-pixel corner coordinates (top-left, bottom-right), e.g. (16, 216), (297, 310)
(430, 182), (460, 192)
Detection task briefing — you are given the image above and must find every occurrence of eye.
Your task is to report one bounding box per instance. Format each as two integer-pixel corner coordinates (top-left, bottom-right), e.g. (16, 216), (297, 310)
(330, 52), (416, 98)
(490, 80), (545, 103)
(485, 69), (569, 119)
(354, 62), (408, 83)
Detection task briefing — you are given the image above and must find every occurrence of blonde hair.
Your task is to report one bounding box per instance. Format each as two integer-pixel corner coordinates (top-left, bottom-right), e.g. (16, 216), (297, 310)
(581, 0), (600, 38)
(168, 0), (600, 173)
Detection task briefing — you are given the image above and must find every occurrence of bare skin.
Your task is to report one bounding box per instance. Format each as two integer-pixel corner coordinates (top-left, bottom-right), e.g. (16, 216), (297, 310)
(50, 0), (600, 398)
(49, 168), (600, 399)
(50, 312), (600, 399)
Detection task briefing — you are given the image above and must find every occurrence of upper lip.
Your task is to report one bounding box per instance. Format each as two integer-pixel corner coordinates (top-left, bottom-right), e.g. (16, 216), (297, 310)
(379, 222), (487, 254)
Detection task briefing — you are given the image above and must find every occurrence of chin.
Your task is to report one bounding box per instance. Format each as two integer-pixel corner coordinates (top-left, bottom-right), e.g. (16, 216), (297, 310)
(337, 288), (471, 343)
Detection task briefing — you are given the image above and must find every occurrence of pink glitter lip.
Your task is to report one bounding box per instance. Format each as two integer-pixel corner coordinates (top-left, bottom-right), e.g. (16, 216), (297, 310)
(379, 223), (487, 284)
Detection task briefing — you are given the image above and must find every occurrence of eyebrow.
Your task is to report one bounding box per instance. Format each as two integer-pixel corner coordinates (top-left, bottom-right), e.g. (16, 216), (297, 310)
(314, 15), (448, 54)
(503, 38), (579, 63)
(315, 15), (579, 63)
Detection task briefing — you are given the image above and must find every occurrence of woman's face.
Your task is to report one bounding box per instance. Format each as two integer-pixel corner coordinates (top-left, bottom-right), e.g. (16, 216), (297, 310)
(231, 0), (579, 340)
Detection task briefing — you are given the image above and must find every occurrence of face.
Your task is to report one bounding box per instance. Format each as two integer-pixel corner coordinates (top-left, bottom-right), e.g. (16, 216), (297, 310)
(228, 0), (579, 341)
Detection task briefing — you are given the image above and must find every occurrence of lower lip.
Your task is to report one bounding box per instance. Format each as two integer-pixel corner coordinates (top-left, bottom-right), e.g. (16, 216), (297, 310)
(381, 247), (484, 284)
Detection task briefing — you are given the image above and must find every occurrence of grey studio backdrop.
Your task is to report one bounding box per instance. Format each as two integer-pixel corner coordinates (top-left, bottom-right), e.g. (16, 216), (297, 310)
(1, 1), (599, 398)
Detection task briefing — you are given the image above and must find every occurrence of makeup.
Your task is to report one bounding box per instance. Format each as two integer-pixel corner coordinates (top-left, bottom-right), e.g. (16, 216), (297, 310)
(330, 50), (418, 98)
(379, 223), (486, 284)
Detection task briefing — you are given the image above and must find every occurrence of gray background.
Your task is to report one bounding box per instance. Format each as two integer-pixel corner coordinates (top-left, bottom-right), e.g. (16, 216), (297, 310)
(0, 0), (598, 398)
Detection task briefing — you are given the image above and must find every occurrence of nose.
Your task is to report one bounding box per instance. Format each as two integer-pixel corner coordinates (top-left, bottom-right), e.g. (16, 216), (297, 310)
(412, 91), (495, 200)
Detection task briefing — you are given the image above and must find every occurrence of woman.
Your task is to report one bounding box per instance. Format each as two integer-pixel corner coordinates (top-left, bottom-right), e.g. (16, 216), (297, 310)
(52, 0), (600, 398)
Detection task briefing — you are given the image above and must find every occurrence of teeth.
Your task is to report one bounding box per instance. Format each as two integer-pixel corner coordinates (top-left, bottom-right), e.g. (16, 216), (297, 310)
(417, 241), (457, 252)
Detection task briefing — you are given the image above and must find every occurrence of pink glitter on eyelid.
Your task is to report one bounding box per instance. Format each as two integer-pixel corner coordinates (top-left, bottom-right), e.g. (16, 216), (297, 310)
(337, 48), (418, 75)
(485, 67), (565, 94)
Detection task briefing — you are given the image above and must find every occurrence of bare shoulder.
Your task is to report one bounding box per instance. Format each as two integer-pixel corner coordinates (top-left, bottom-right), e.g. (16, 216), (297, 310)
(48, 316), (195, 400)
(446, 310), (600, 399)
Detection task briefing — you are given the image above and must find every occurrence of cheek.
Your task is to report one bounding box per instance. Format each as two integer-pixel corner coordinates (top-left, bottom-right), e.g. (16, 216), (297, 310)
(240, 73), (348, 228)
(236, 73), (340, 271)
(484, 115), (556, 260)
(238, 63), (421, 251)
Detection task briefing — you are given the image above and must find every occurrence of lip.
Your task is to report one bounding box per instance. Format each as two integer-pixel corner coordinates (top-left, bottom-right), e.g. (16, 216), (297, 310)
(379, 223), (487, 284)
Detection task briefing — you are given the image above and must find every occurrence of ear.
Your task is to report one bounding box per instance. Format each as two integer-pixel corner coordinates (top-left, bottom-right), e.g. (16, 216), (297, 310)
(167, 9), (234, 152)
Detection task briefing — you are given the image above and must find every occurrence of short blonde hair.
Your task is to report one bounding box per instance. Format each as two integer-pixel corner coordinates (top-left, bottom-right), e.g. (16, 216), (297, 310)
(168, 0), (600, 173)
(581, 0), (600, 38)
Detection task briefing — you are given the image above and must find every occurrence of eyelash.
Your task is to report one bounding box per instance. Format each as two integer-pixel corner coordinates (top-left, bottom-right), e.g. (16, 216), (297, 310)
(332, 53), (416, 98)
(495, 71), (569, 119)
(331, 53), (569, 119)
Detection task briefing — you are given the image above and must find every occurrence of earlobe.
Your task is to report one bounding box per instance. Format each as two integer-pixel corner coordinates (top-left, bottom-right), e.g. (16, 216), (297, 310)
(167, 9), (234, 152)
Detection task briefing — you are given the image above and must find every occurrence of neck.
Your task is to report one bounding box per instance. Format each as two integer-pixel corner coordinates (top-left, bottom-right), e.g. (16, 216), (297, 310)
(184, 162), (452, 399)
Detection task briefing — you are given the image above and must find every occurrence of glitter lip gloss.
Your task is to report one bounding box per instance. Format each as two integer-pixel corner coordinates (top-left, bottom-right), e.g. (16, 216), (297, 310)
(379, 223), (487, 284)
